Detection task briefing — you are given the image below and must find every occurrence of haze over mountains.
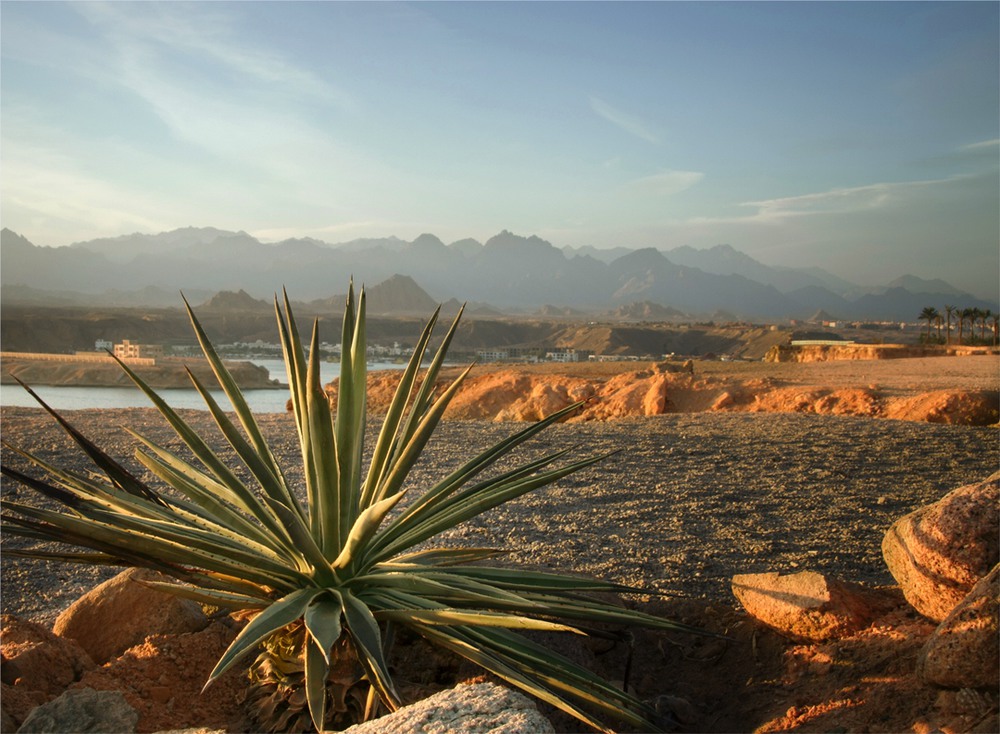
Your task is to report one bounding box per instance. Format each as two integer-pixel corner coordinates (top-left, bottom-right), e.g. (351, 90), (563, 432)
(1, 227), (993, 322)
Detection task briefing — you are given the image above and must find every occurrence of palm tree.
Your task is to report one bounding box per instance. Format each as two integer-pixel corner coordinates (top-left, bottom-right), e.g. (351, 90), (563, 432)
(919, 306), (939, 343)
(970, 308), (983, 343)
(944, 305), (955, 345)
(992, 312), (999, 347)
(981, 309), (992, 343)
(960, 308), (975, 345)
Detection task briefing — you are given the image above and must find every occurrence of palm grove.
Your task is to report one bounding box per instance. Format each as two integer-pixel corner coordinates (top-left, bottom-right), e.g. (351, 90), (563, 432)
(918, 306), (998, 346)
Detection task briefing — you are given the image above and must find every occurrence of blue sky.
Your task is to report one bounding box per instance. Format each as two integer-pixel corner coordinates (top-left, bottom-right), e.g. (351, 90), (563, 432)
(2, 1), (998, 299)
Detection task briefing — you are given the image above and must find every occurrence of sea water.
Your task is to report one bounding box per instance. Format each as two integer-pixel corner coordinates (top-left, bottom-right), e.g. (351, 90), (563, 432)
(0, 359), (405, 413)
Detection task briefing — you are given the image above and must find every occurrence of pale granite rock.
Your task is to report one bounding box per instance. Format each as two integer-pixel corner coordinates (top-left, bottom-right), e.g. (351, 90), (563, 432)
(16, 688), (138, 733)
(882, 472), (999, 622)
(918, 563), (1000, 689)
(342, 681), (555, 734)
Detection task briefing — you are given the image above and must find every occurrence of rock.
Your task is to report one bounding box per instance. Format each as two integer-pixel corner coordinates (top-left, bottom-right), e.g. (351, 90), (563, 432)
(1, 616), (97, 729)
(2, 684), (47, 733)
(918, 563), (999, 689)
(53, 568), (208, 664)
(1, 616), (95, 696)
(342, 681), (555, 733)
(710, 391), (734, 410)
(731, 570), (900, 642)
(16, 688), (138, 733)
(72, 621), (249, 734)
(882, 473), (999, 622)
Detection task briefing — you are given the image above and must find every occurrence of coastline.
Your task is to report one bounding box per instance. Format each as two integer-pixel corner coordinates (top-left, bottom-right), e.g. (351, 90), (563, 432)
(0, 355), (281, 389)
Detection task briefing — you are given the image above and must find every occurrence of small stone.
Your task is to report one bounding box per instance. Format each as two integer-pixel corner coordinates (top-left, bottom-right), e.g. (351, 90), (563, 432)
(711, 392), (734, 410)
(732, 570), (899, 642)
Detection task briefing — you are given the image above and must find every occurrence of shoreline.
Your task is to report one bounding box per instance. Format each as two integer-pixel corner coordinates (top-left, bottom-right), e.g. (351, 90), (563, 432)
(0, 356), (280, 389)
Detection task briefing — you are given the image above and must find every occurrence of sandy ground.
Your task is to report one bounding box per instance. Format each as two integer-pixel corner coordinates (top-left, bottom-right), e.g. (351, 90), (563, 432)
(1, 354), (998, 732)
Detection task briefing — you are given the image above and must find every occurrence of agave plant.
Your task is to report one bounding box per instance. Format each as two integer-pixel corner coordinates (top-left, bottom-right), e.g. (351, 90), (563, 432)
(1, 284), (700, 733)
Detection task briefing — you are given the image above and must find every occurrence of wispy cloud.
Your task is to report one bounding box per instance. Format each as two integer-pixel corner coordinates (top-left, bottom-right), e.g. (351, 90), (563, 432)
(76, 3), (353, 109)
(1, 146), (171, 242)
(739, 176), (971, 223)
(60, 1), (365, 191)
(589, 96), (661, 145)
(959, 138), (1000, 152)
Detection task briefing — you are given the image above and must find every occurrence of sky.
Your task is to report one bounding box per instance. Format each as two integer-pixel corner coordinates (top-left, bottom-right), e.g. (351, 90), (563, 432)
(1, 1), (998, 300)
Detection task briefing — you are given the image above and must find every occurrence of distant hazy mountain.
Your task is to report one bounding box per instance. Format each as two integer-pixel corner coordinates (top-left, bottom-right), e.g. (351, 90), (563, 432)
(199, 289), (272, 312)
(561, 244), (634, 263)
(610, 301), (688, 321)
(354, 274), (439, 314)
(73, 226), (237, 263)
(884, 275), (967, 297)
(664, 244), (849, 295)
(2, 226), (994, 321)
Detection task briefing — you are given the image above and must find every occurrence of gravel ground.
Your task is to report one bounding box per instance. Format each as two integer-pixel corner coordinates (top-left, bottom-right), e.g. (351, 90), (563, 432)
(2, 406), (997, 626)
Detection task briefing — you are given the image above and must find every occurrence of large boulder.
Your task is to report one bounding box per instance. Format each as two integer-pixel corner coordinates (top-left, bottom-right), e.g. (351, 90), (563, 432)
(882, 473), (999, 622)
(342, 681), (555, 733)
(53, 568), (208, 664)
(731, 570), (900, 642)
(918, 563), (999, 689)
(16, 688), (138, 733)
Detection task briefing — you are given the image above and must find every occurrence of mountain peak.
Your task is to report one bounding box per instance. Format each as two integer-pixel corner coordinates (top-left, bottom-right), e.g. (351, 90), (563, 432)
(410, 233), (446, 251)
(886, 274), (965, 297)
(484, 230), (556, 251)
(1, 228), (35, 251)
(364, 274), (438, 313)
(200, 289), (270, 311)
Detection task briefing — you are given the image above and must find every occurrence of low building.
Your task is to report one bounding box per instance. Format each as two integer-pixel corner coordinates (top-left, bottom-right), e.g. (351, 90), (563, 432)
(545, 348), (594, 363)
(477, 349), (510, 362)
(113, 340), (164, 361)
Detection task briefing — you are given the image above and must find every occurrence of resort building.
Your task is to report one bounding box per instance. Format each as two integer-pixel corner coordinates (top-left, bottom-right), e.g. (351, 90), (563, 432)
(113, 340), (164, 361)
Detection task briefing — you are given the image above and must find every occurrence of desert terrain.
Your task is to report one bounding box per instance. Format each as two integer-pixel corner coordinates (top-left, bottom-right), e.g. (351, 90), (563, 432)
(353, 353), (1000, 426)
(1, 353), (997, 732)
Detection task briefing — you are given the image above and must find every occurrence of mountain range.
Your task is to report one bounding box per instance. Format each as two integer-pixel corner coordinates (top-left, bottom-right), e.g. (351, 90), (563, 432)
(1, 227), (994, 322)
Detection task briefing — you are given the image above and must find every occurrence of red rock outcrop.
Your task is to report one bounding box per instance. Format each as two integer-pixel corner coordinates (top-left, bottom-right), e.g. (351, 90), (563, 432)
(324, 368), (999, 426)
(1, 616), (96, 727)
(73, 622), (249, 733)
